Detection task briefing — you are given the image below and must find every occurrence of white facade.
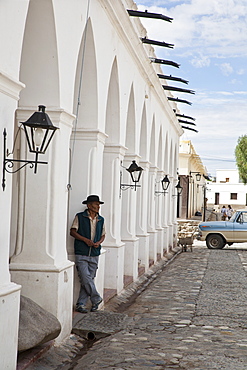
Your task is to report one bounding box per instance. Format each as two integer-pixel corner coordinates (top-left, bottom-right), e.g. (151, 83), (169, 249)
(0, 0), (184, 367)
(179, 140), (207, 219)
(207, 169), (247, 209)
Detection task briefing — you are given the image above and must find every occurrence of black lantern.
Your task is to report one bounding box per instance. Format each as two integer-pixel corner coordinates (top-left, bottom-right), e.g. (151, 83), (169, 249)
(195, 173), (201, 181)
(120, 160), (143, 196)
(161, 175), (170, 191)
(190, 171), (201, 181)
(21, 105), (58, 155)
(126, 160), (143, 185)
(155, 175), (170, 196)
(2, 105), (58, 190)
(175, 179), (183, 195)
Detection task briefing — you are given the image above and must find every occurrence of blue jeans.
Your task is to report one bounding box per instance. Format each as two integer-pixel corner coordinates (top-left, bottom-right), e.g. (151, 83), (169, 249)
(75, 255), (101, 306)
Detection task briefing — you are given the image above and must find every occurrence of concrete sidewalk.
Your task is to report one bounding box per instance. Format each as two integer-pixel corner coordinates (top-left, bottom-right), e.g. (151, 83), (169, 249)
(23, 242), (247, 369)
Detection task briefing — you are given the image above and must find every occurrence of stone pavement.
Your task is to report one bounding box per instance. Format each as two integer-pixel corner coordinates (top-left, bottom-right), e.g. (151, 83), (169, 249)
(25, 242), (247, 369)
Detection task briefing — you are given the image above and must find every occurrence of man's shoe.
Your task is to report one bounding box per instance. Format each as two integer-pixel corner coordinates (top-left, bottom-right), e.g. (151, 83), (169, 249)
(76, 305), (88, 313)
(91, 298), (103, 312)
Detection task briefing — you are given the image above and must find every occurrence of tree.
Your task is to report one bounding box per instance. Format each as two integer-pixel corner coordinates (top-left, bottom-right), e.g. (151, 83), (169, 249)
(235, 135), (247, 184)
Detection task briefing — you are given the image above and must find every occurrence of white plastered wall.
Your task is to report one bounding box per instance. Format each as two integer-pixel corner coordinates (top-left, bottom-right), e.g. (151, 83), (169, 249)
(0, 0), (29, 367)
(1, 1), (184, 364)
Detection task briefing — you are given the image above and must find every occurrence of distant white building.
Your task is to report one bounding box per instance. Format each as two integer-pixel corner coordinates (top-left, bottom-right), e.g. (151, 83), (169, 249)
(206, 169), (247, 210)
(179, 140), (208, 219)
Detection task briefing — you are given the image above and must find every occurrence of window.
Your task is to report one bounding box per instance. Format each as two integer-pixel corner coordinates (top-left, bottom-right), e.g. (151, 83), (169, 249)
(230, 193), (237, 200)
(215, 193), (219, 205)
(226, 178), (229, 182)
(238, 212), (247, 223)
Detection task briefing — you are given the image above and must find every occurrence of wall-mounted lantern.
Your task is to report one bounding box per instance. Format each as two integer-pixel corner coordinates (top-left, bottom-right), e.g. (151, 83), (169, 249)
(120, 160), (143, 197)
(189, 171), (201, 182)
(2, 105), (58, 190)
(176, 179), (183, 195)
(173, 179), (183, 197)
(155, 175), (170, 196)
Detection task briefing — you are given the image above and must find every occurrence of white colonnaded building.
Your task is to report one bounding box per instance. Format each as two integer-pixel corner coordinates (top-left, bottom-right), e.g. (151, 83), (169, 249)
(0, 0), (188, 366)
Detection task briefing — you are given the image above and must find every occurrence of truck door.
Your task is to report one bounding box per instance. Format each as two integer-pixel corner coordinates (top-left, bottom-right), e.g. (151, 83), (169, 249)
(233, 212), (247, 242)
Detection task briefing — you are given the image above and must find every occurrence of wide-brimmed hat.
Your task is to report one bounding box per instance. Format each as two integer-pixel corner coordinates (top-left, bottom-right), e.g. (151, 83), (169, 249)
(82, 195), (104, 204)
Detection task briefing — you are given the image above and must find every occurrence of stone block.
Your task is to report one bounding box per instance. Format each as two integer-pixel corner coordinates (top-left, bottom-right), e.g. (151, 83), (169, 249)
(18, 295), (61, 352)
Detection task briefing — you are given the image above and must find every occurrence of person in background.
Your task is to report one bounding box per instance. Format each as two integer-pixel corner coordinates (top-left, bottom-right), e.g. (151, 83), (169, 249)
(221, 205), (227, 221)
(227, 205), (234, 220)
(70, 195), (105, 313)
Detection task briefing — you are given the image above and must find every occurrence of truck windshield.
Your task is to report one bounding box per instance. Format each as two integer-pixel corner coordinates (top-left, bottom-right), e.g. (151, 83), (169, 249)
(234, 212), (247, 223)
(229, 212), (237, 222)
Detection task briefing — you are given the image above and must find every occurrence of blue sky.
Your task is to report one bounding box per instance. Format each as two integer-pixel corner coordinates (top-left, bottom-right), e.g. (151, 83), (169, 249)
(135, 0), (247, 176)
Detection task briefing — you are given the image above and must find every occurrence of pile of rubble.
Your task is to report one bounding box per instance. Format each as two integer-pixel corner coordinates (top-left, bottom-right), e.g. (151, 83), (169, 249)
(177, 221), (200, 251)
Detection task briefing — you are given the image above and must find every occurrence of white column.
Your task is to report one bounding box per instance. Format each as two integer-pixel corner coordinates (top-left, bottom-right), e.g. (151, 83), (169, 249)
(102, 144), (126, 294)
(172, 178), (179, 249)
(0, 72), (24, 368)
(121, 155), (141, 283)
(155, 171), (165, 260)
(148, 166), (158, 264)
(167, 176), (174, 250)
(67, 128), (107, 305)
(162, 186), (169, 255)
(136, 160), (150, 272)
(10, 107), (74, 342)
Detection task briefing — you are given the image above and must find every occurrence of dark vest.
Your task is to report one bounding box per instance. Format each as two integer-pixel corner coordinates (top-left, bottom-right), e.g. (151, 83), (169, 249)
(74, 210), (104, 257)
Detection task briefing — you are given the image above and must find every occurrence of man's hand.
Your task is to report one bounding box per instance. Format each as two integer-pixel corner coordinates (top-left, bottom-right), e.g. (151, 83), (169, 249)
(93, 234), (105, 248)
(70, 228), (94, 246)
(86, 239), (95, 247)
(70, 228), (105, 249)
(93, 242), (100, 248)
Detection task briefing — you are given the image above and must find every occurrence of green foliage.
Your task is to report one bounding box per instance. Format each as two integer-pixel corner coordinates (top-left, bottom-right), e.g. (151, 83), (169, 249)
(235, 135), (247, 184)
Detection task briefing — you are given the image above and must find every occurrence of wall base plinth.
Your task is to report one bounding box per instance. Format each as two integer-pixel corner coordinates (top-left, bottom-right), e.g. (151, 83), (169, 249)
(136, 233), (149, 272)
(0, 282), (21, 369)
(10, 261), (74, 342)
(148, 230), (158, 263)
(122, 237), (139, 281)
(156, 228), (164, 258)
(103, 242), (125, 293)
(162, 226), (169, 255)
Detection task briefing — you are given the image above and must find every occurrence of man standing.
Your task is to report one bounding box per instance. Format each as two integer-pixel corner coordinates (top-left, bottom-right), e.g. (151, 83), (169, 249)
(70, 195), (105, 313)
(221, 205), (227, 221)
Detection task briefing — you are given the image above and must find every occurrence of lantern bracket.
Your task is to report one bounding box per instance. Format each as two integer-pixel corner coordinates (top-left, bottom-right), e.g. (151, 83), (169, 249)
(2, 105), (58, 191)
(155, 175), (170, 196)
(119, 160), (143, 198)
(172, 179), (183, 197)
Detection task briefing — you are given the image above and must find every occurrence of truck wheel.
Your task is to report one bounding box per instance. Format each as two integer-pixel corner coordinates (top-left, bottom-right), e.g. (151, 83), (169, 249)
(206, 234), (225, 249)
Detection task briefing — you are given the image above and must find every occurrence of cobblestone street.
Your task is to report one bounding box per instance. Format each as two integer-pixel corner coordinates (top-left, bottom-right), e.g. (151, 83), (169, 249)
(27, 243), (247, 369)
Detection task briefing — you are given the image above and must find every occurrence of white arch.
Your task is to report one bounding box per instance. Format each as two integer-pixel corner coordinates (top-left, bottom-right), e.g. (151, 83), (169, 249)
(169, 140), (174, 176)
(139, 103), (148, 160)
(19, 0), (59, 106)
(125, 84), (135, 153)
(163, 133), (169, 174)
(105, 58), (120, 143)
(73, 18), (98, 129)
(157, 126), (163, 170)
(149, 117), (156, 166)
